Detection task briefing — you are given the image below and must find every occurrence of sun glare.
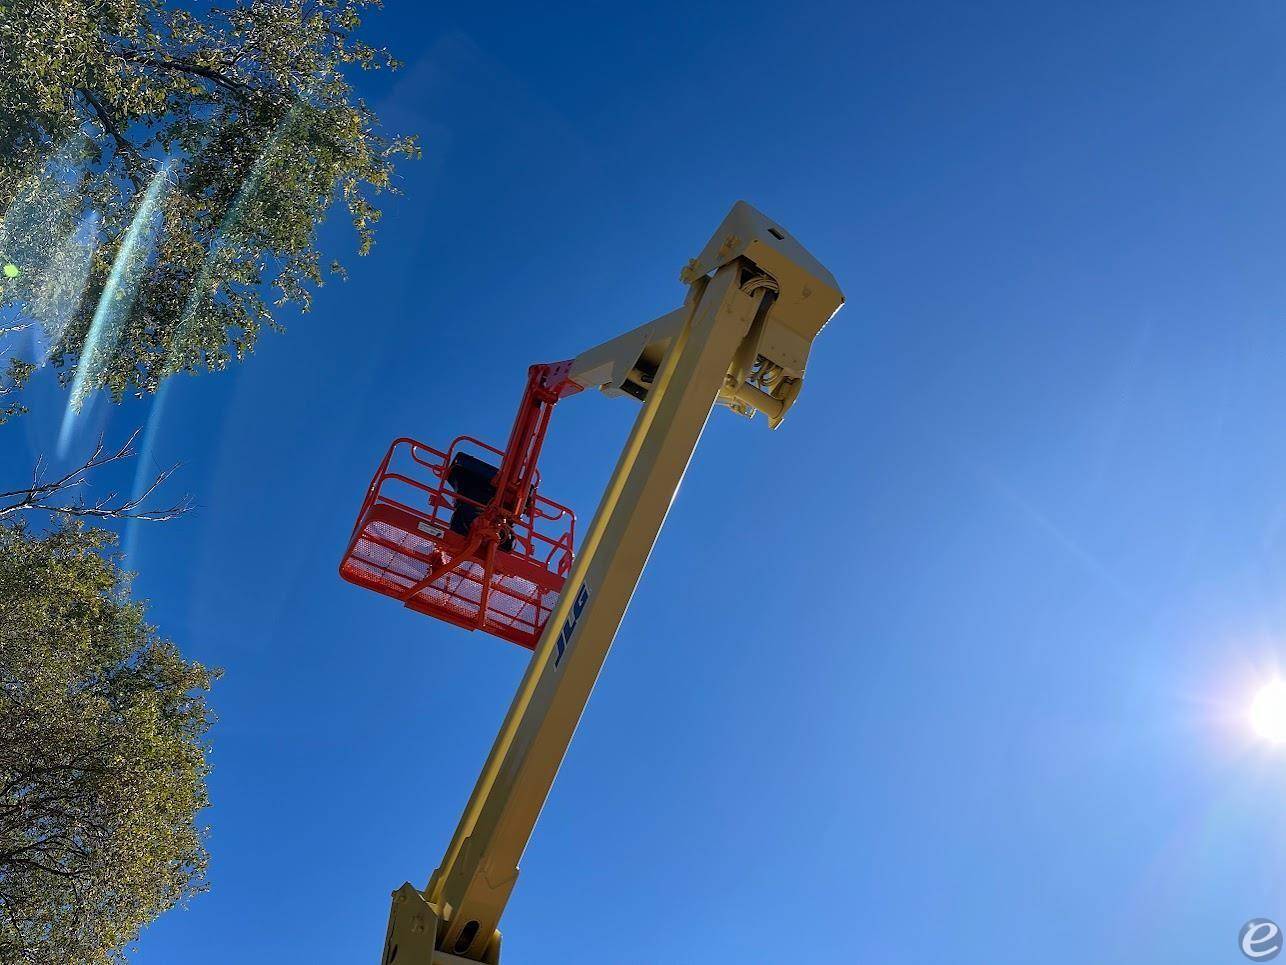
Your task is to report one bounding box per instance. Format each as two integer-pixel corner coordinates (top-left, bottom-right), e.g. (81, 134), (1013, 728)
(1250, 679), (1286, 743)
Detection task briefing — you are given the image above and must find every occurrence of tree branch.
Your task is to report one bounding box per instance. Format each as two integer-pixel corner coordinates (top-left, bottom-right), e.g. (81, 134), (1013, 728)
(112, 49), (262, 101)
(0, 430), (191, 522)
(77, 89), (138, 161)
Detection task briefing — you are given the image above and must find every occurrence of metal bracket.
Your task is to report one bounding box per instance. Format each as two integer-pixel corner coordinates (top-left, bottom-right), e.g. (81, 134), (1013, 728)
(572, 202), (844, 428)
(383, 884), (500, 965)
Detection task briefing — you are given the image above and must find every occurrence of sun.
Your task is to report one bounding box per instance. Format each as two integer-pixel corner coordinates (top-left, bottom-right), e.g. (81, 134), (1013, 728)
(1250, 679), (1286, 743)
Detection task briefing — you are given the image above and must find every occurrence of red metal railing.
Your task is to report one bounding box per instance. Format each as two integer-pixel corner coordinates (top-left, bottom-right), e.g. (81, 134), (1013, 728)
(339, 436), (575, 649)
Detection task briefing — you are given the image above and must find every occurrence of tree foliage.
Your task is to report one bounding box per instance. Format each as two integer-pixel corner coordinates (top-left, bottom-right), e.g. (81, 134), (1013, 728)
(0, 0), (416, 417)
(0, 520), (217, 963)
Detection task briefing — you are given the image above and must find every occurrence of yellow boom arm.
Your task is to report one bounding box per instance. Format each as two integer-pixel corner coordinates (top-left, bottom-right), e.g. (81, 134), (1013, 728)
(381, 202), (843, 964)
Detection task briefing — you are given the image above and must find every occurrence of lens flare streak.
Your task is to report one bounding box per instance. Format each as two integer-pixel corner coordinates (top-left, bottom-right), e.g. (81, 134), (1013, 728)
(167, 107), (303, 375)
(59, 162), (171, 454)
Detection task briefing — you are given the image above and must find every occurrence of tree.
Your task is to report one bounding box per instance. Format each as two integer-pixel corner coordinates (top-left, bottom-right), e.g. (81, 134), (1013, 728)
(0, 520), (217, 964)
(0, 0), (417, 419)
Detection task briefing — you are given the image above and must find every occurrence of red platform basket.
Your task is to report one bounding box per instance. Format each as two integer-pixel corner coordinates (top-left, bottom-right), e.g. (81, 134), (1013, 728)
(339, 436), (576, 649)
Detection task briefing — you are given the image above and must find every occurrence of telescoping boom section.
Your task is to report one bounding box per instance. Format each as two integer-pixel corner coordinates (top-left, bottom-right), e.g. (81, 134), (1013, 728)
(340, 202), (843, 964)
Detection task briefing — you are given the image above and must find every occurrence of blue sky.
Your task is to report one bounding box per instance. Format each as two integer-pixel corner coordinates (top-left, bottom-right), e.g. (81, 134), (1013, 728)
(7, 1), (1286, 961)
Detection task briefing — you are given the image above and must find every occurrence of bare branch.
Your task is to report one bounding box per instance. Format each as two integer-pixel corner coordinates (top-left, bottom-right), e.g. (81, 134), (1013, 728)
(0, 430), (191, 522)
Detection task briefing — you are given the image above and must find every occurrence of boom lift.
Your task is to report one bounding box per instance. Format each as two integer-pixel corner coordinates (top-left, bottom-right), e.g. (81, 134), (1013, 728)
(340, 202), (843, 963)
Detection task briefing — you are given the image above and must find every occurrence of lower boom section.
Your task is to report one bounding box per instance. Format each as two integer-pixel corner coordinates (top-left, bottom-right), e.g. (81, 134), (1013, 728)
(383, 884), (501, 965)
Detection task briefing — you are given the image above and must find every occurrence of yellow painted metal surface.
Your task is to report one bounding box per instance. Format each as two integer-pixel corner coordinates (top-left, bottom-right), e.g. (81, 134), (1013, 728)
(380, 202), (842, 963)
